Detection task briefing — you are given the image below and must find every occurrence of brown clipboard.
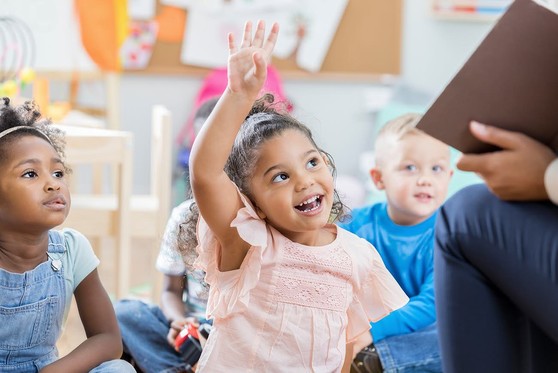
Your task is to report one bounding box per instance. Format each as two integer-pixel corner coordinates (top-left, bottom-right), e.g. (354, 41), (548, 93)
(416, 0), (558, 154)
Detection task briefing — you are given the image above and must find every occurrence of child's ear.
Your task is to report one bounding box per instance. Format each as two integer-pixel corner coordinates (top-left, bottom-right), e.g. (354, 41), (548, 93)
(370, 168), (385, 190)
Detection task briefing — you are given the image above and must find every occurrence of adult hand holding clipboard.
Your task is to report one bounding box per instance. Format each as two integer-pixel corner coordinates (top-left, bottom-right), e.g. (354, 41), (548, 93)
(456, 121), (556, 201)
(416, 0), (558, 202)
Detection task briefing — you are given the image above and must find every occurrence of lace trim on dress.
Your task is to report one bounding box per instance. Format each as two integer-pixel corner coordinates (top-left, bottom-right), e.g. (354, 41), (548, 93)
(274, 273), (347, 311)
(281, 240), (352, 280)
(273, 239), (353, 312)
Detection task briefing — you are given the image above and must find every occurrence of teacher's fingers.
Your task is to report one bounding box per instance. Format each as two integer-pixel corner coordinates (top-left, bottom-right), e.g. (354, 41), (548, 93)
(456, 152), (491, 174)
(469, 121), (523, 151)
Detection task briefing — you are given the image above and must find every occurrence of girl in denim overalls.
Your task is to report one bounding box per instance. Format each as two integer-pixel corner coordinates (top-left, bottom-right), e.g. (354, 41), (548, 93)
(0, 98), (134, 373)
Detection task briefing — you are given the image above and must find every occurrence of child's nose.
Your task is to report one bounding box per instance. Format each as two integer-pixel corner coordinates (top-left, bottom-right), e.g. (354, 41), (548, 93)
(295, 174), (314, 191)
(45, 178), (62, 191)
(417, 173), (432, 186)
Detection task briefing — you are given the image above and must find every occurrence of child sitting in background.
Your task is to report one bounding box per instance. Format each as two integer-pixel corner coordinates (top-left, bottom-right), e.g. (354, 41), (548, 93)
(0, 98), (134, 373)
(339, 114), (453, 373)
(186, 20), (408, 372)
(115, 199), (205, 373)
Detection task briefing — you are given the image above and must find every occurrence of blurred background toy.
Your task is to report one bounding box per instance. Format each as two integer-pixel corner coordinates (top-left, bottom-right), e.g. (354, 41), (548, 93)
(0, 16), (35, 100)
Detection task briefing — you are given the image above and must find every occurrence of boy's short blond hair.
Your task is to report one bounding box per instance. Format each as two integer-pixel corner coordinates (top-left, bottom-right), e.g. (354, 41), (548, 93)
(374, 113), (424, 166)
(376, 113), (423, 143)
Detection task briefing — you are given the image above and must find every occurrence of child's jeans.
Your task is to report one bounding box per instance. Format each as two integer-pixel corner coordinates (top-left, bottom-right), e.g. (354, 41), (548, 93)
(115, 299), (194, 373)
(375, 323), (442, 373)
(90, 360), (136, 373)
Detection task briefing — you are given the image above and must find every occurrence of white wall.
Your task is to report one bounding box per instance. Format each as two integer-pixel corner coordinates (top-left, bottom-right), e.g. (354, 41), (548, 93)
(401, 1), (493, 98)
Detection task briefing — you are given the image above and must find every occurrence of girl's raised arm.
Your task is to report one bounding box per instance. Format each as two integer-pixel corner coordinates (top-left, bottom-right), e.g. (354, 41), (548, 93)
(189, 21), (278, 270)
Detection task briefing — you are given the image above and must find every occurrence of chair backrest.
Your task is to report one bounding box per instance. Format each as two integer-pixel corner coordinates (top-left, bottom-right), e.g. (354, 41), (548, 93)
(150, 105), (173, 240)
(56, 124), (134, 298)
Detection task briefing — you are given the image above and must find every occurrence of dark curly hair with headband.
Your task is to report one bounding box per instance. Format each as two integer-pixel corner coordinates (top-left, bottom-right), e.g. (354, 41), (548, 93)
(0, 97), (68, 172)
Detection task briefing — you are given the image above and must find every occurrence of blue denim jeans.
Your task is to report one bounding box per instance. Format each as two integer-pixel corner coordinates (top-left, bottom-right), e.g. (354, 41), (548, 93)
(115, 299), (194, 373)
(91, 360), (136, 373)
(375, 323), (442, 373)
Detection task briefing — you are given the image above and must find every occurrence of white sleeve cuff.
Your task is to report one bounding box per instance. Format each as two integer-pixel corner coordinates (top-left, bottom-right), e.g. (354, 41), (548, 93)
(544, 158), (558, 205)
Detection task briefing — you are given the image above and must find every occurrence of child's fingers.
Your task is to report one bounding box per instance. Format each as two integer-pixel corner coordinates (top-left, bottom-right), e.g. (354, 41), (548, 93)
(228, 32), (237, 55)
(252, 52), (266, 79)
(263, 22), (279, 57)
(252, 20), (266, 48)
(240, 20), (253, 49)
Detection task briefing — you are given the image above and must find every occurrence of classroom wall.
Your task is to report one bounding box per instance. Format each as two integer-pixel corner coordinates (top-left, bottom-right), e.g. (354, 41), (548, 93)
(2, 0), (497, 203)
(117, 0), (495, 201)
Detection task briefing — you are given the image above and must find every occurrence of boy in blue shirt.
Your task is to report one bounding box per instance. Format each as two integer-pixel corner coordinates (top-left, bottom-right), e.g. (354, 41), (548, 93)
(340, 114), (453, 373)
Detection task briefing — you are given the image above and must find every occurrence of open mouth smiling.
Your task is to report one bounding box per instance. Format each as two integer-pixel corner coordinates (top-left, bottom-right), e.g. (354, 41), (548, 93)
(295, 195), (323, 213)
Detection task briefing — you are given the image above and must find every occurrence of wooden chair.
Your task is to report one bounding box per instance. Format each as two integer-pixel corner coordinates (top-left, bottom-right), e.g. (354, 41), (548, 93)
(58, 106), (173, 301)
(128, 105), (173, 301)
(129, 105), (172, 245)
(56, 125), (134, 299)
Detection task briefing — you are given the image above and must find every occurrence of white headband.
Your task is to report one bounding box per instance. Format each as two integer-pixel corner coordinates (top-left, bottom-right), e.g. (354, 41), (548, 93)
(0, 126), (52, 144)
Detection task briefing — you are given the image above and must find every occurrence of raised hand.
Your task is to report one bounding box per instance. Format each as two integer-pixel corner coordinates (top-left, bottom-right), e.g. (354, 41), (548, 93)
(457, 121), (556, 201)
(227, 20), (279, 99)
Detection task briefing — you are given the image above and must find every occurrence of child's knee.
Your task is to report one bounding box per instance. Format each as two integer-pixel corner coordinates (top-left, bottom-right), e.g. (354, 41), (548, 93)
(91, 359), (136, 373)
(114, 299), (148, 324)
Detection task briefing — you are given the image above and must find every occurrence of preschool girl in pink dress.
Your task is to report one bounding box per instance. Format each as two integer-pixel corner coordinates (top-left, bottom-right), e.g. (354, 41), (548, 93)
(186, 21), (408, 372)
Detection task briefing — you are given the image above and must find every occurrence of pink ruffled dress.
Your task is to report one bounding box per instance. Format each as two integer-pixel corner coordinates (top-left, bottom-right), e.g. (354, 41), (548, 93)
(194, 194), (408, 372)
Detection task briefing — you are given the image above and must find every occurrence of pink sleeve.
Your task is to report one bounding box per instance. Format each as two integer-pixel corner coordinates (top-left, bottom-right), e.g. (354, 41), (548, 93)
(193, 192), (269, 319)
(344, 232), (409, 343)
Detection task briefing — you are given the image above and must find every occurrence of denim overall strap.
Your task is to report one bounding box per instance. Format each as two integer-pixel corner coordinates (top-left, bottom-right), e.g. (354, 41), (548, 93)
(0, 230), (67, 372)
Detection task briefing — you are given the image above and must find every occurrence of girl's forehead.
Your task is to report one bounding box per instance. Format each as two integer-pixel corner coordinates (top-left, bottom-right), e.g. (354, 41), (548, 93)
(253, 131), (318, 170)
(3, 134), (58, 158)
(259, 130), (315, 154)
(263, 128), (312, 146)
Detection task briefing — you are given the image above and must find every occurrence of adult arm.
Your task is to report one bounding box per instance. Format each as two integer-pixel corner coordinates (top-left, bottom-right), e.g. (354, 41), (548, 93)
(457, 121), (557, 201)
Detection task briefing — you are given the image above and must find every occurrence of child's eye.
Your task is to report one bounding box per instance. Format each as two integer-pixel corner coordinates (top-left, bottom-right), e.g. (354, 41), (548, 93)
(53, 170), (65, 178)
(404, 164), (417, 172)
(432, 165), (443, 173)
(22, 170), (38, 178)
(272, 173), (288, 183)
(306, 158), (319, 169)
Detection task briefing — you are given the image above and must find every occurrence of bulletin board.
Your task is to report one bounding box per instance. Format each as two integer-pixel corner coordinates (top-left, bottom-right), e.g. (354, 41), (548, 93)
(137, 0), (403, 78)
